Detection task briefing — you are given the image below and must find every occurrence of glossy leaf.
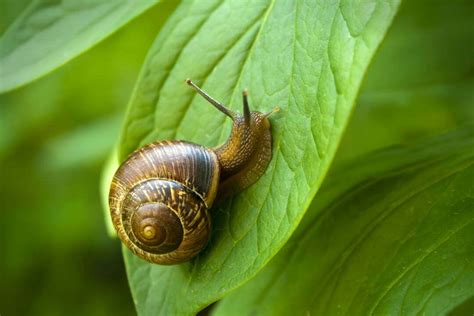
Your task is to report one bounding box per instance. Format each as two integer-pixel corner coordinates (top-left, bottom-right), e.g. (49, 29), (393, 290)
(118, 0), (400, 314)
(216, 126), (474, 315)
(0, 0), (159, 93)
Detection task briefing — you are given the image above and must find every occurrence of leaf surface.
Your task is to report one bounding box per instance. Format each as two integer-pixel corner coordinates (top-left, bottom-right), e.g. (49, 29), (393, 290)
(215, 3), (474, 313)
(118, 0), (400, 314)
(0, 0), (159, 93)
(216, 126), (474, 315)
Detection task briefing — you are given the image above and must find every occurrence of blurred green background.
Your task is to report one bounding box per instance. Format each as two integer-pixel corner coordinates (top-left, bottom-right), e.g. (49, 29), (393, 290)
(0, 1), (177, 315)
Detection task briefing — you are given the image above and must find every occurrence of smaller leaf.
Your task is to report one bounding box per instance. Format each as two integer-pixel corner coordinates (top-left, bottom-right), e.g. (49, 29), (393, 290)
(215, 126), (474, 316)
(0, 0), (160, 93)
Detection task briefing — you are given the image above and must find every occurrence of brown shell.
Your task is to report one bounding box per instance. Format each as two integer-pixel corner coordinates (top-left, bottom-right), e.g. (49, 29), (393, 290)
(109, 141), (220, 265)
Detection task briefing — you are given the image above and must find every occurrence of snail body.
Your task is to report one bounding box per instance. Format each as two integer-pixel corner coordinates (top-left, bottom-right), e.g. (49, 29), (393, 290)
(109, 80), (276, 265)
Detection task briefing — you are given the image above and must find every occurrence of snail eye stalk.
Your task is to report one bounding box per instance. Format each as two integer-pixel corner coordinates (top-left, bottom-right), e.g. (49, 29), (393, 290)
(185, 79), (236, 120)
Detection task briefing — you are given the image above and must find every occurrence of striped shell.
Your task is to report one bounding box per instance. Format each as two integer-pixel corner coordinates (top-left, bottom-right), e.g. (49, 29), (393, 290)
(109, 141), (220, 265)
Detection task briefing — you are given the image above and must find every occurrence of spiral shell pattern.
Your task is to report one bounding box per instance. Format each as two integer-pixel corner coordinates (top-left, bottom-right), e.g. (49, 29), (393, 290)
(109, 141), (220, 264)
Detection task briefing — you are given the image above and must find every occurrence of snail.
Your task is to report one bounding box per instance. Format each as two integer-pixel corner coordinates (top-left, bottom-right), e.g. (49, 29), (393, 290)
(109, 79), (277, 265)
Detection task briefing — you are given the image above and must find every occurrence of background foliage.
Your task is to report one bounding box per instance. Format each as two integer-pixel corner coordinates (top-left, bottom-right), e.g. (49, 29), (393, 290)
(1, 0), (472, 315)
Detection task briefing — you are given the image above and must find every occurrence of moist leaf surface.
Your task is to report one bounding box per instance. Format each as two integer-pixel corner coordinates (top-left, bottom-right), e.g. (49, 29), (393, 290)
(118, 1), (400, 314)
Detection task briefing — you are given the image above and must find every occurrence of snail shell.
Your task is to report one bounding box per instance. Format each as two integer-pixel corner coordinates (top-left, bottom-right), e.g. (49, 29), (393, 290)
(110, 141), (219, 264)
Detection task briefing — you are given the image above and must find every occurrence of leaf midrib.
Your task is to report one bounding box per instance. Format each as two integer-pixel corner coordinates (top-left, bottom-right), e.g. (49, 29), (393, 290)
(183, 0), (278, 296)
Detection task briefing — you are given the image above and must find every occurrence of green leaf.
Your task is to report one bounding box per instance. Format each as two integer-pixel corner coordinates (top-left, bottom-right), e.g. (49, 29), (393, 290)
(118, 0), (400, 314)
(337, 0), (474, 162)
(0, 0), (160, 93)
(215, 126), (474, 315)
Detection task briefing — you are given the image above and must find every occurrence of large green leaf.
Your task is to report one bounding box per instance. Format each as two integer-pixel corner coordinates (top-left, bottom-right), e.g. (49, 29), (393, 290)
(118, 0), (400, 314)
(0, 0), (160, 93)
(215, 2), (474, 313)
(215, 126), (474, 315)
